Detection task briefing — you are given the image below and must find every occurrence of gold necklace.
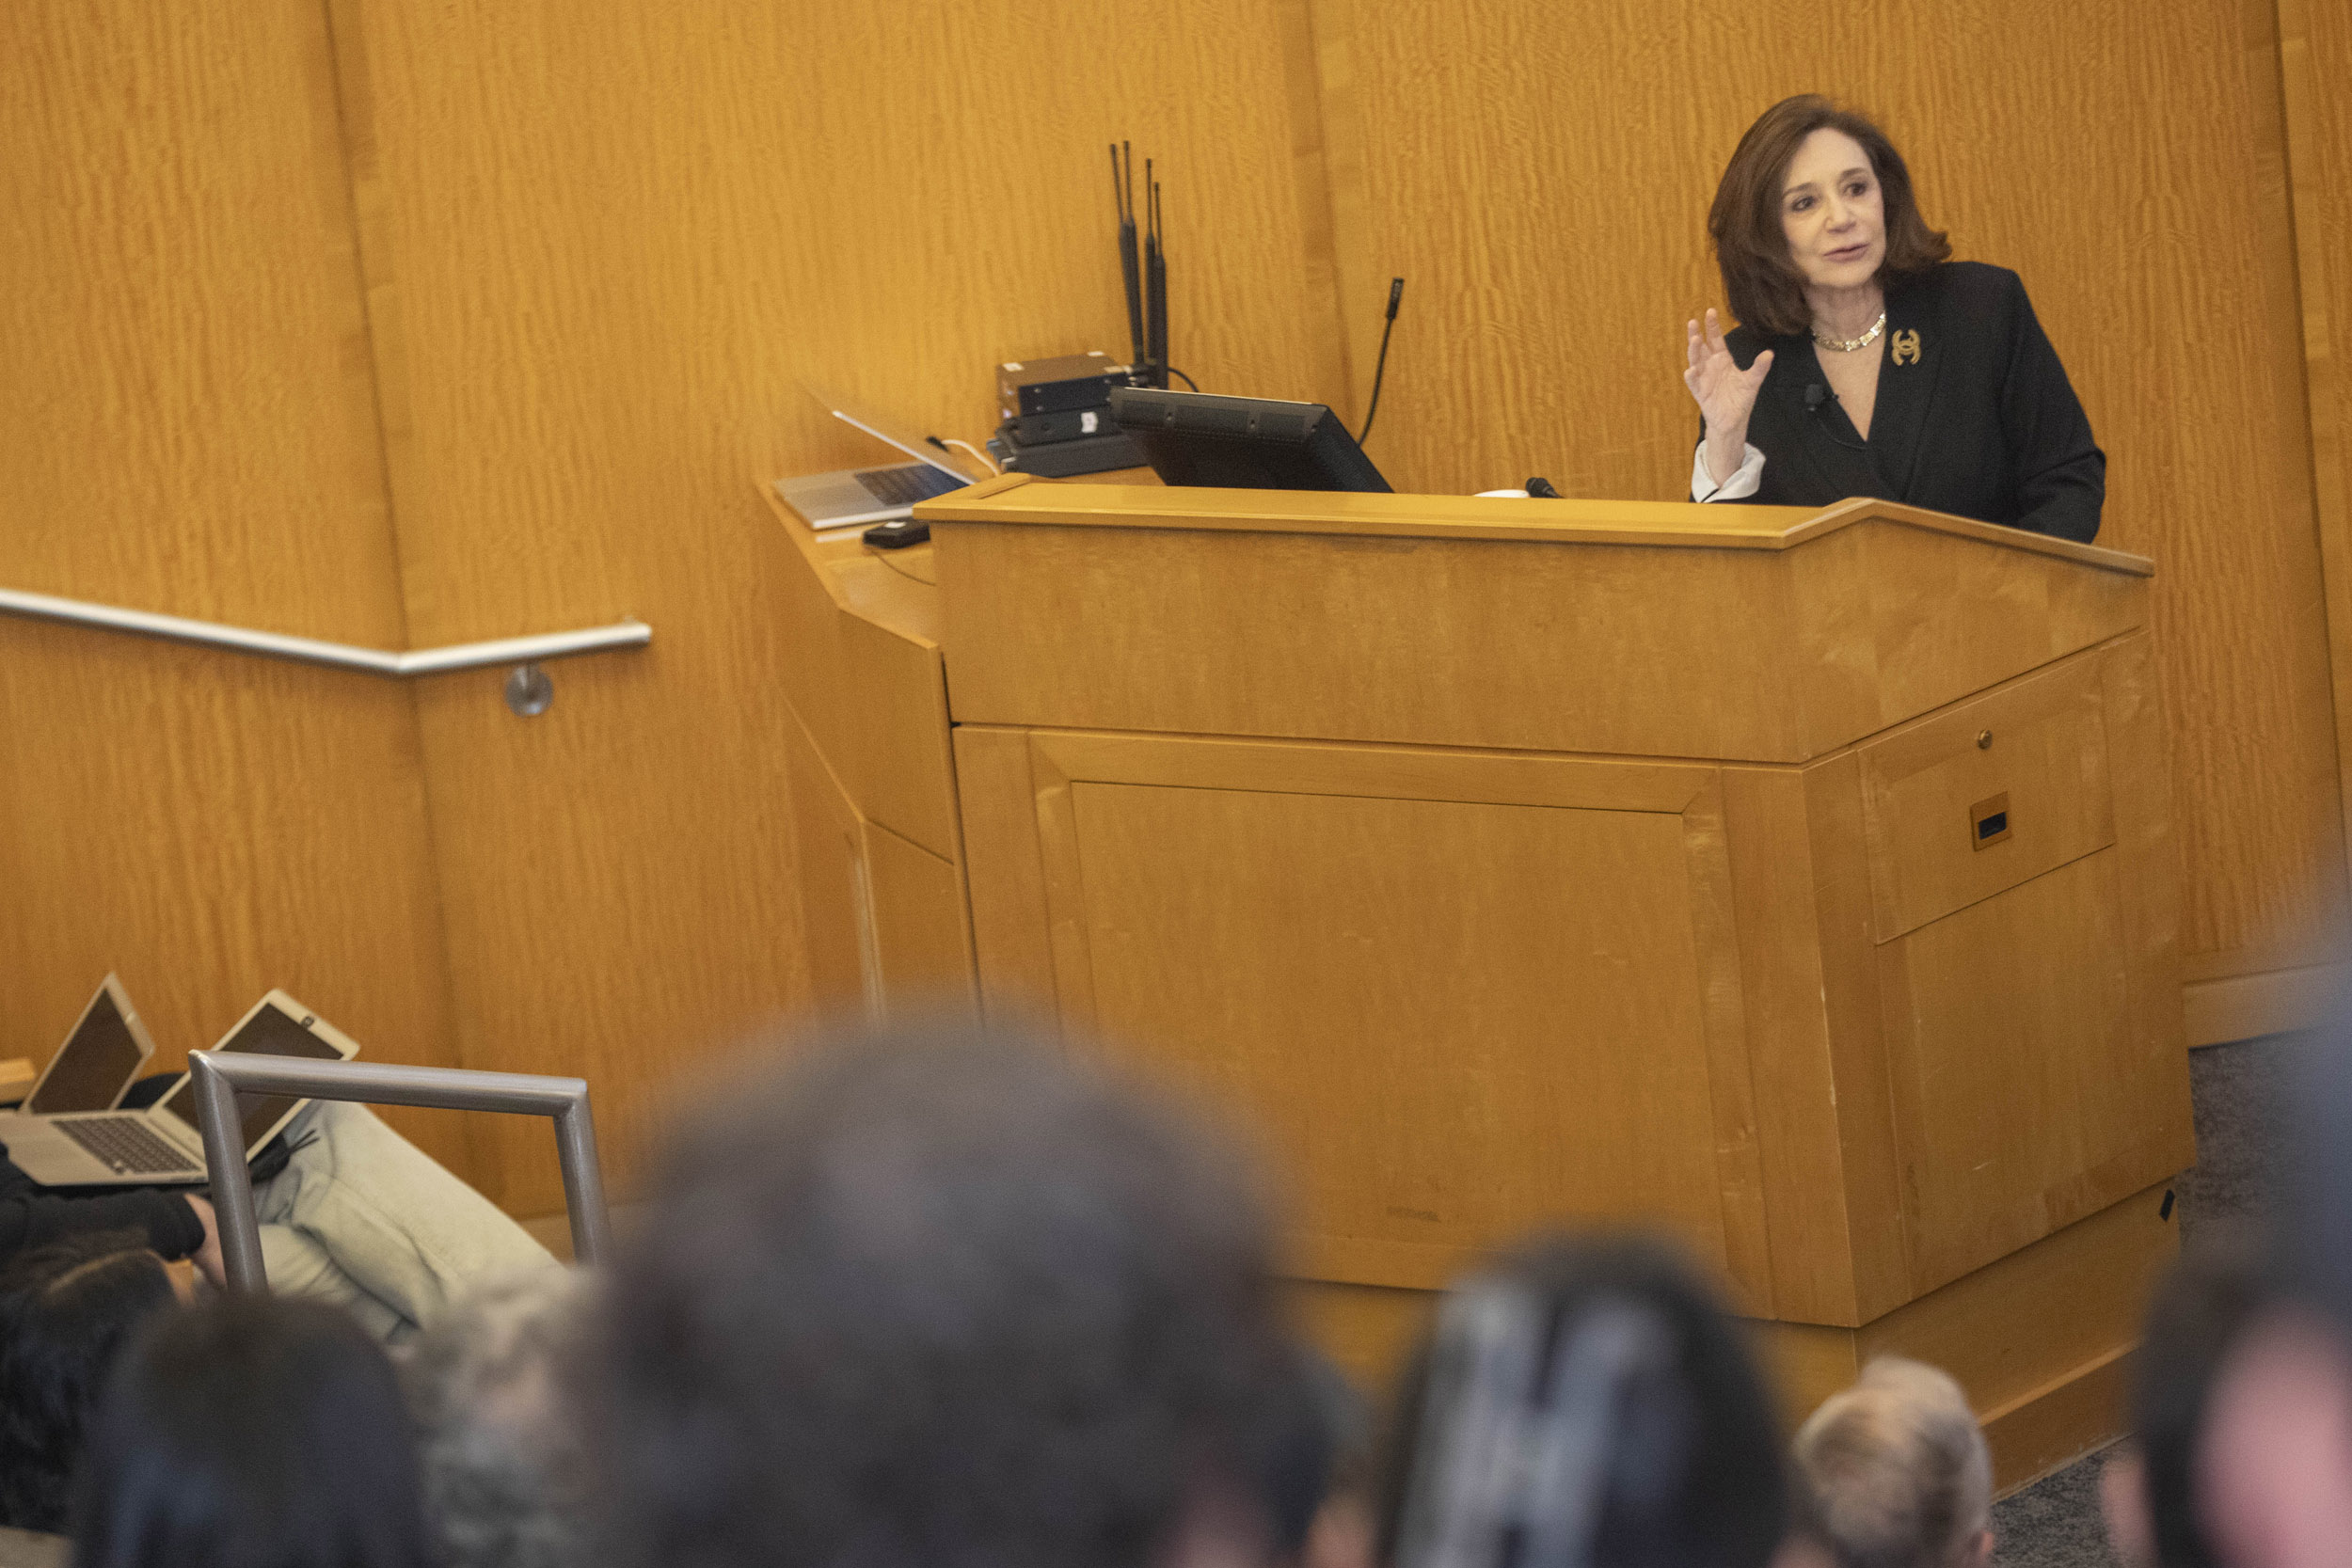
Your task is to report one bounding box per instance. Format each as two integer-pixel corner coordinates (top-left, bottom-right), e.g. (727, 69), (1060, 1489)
(1813, 310), (1886, 354)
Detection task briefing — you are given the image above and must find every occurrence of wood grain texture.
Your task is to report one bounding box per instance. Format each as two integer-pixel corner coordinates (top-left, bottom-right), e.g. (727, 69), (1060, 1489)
(0, 0), (473, 1175)
(771, 513), (977, 1030)
(1046, 760), (1756, 1302)
(1720, 765), (1862, 1324)
(952, 728), (1062, 1028)
(1858, 657), (2115, 942)
(0, 626), (476, 1175)
(2280, 0), (2352, 898)
(1853, 1182), (2172, 1432)
(1757, 1183), (2172, 1490)
(922, 478), (2155, 567)
(1301, 0), (2348, 980)
(1878, 850), (2179, 1293)
(934, 493), (2185, 1327)
(331, 0), (1342, 1205)
(1802, 750), (1913, 1321)
(0, 0), (402, 638)
(861, 819), (976, 1015)
(767, 496), (959, 859)
(934, 499), (2146, 763)
(780, 702), (870, 1019)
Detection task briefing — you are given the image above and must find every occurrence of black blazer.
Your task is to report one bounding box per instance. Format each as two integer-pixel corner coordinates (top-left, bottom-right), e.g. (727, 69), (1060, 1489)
(1711, 261), (2105, 543)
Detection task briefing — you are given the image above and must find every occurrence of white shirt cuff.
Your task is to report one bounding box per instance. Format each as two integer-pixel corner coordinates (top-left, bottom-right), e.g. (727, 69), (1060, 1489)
(1691, 440), (1765, 502)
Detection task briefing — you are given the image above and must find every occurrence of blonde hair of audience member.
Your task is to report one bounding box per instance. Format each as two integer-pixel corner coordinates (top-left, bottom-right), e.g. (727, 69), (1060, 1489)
(1793, 1358), (1993, 1568)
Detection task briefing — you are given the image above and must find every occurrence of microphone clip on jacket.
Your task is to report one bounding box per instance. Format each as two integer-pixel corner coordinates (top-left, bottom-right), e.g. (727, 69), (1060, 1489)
(1803, 382), (1870, 452)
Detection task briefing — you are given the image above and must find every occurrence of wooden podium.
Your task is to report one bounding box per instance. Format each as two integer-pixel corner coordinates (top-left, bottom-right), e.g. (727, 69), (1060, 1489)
(767, 474), (2193, 1488)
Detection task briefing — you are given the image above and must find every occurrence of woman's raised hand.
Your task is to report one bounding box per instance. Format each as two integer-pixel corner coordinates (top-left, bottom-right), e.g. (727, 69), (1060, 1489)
(1683, 309), (1772, 485)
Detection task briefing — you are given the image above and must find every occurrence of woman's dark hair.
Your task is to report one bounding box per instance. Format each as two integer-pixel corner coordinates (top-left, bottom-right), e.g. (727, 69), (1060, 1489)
(72, 1295), (437, 1568)
(1708, 95), (1952, 336)
(0, 1232), (176, 1532)
(1374, 1233), (1788, 1568)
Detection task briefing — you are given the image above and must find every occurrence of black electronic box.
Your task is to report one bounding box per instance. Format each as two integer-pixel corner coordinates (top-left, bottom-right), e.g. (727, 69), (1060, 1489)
(997, 352), (1133, 420)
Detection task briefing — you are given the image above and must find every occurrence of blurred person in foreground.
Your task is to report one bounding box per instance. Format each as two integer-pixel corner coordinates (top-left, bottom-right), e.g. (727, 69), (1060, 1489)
(1792, 1357), (1991, 1568)
(71, 1294), (435, 1568)
(2192, 1003), (2352, 1568)
(405, 1267), (595, 1568)
(1373, 1233), (1790, 1568)
(2099, 1243), (2265, 1568)
(1267, 1349), (1378, 1568)
(0, 1234), (181, 1534)
(590, 1022), (1305, 1568)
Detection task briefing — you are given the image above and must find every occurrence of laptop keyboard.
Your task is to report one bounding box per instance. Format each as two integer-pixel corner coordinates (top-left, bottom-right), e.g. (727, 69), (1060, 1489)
(56, 1116), (203, 1177)
(854, 465), (965, 507)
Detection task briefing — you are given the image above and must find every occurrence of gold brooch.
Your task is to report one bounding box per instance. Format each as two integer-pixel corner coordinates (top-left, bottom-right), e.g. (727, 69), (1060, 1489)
(1891, 329), (1922, 366)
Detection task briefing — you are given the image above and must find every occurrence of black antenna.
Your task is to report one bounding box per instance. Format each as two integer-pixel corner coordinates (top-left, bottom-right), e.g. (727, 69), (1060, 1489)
(1144, 162), (1168, 388)
(1114, 142), (1145, 371)
(1358, 277), (1405, 443)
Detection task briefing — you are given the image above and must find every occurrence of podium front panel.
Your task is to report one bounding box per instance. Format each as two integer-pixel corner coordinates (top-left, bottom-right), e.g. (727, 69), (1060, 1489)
(956, 726), (1776, 1315)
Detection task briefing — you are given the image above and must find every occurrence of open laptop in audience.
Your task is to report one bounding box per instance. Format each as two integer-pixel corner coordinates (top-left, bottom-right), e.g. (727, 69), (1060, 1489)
(3, 990), (358, 1187)
(772, 384), (989, 531)
(0, 974), (157, 1119)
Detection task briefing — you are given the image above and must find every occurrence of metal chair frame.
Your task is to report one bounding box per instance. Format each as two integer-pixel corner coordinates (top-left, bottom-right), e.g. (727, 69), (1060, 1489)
(189, 1053), (611, 1291)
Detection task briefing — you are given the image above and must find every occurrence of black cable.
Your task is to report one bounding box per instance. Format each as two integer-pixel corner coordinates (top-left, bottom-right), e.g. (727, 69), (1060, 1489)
(866, 547), (936, 586)
(1168, 367), (1200, 392)
(1803, 384), (1871, 452)
(1358, 277), (1406, 444)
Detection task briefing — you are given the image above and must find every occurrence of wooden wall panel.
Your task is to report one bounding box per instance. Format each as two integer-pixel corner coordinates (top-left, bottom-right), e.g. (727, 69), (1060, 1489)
(0, 0), (473, 1173)
(18, 0), (2350, 1227)
(342, 0), (1337, 1208)
(2281, 0), (2352, 918)
(1303, 0), (2348, 990)
(0, 628), (472, 1174)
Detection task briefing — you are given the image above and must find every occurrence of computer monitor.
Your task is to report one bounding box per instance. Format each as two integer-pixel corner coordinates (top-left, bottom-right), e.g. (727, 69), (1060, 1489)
(1108, 388), (1391, 492)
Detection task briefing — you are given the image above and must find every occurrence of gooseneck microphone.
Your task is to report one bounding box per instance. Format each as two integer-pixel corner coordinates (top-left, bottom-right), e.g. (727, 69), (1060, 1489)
(1358, 277), (1406, 444)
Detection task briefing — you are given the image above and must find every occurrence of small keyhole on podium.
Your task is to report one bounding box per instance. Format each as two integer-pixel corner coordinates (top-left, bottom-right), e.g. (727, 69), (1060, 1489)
(1969, 792), (2012, 849)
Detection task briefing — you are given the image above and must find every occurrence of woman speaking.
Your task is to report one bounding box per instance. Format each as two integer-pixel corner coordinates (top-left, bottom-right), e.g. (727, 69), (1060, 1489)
(1682, 96), (2105, 543)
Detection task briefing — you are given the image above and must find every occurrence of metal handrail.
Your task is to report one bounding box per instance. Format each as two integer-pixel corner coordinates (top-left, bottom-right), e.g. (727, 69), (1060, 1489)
(189, 1053), (612, 1292)
(0, 585), (648, 676)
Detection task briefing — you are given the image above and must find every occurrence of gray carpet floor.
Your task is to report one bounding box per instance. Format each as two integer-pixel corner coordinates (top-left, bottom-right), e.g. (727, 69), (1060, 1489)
(1987, 1035), (2285, 1566)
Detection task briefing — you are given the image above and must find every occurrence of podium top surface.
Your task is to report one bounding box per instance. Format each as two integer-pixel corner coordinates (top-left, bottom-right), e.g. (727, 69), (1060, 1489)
(918, 473), (2153, 578)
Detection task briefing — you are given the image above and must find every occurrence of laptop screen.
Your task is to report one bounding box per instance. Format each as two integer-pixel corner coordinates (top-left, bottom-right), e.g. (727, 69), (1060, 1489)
(27, 988), (144, 1115)
(157, 1004), (345, 1149)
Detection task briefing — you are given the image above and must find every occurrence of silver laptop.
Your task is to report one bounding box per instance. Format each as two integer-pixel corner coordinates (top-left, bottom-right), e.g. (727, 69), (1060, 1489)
(0, 974), (156, 1118)
(4, 990), (359, 1187)
(773, 387), (988, 531)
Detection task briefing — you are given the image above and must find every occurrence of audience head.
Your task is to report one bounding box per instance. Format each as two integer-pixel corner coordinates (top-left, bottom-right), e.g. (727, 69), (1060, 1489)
(1263, 1347), (1376, 1568)
(592, 1021), (1299, 1568)
(0, 1232), (177, 1533)
(2100, 1243), (2263, 1568)
(405, 1267), (594, 1568)
(1792, 1357), (1990, 1568)
(1374, 1232), (1788, 1568)
(2188, 1009), (2352, 1568)
(72, 1294), (436, 1568)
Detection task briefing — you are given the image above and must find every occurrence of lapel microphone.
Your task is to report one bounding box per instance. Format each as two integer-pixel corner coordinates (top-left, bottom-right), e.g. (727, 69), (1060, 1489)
(1803, 382), (1871, 453)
